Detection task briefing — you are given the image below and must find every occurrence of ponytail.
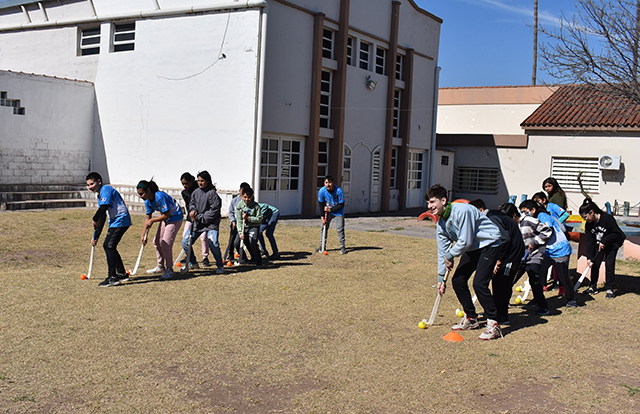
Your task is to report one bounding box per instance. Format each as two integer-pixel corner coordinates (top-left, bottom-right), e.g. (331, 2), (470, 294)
(578, 198), (603, 216)
(136, 179), (159, 194)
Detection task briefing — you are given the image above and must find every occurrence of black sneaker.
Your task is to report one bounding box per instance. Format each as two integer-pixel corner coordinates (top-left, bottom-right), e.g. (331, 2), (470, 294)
(98, 275), (121, 287)
(536, 307), (550, 316)
(566, 300), (578, 308)
(117, 273), (130, 282)
(585, 286), (598, 295)
(269, 253), (281, 260)
(605, 289), (615, 299)
(202, 257), (210, 267)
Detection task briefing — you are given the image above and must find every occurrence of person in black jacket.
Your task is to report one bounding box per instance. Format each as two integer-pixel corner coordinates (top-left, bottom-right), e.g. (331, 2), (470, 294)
(579, 198), (626, 298)
(470, 199), (526, 325)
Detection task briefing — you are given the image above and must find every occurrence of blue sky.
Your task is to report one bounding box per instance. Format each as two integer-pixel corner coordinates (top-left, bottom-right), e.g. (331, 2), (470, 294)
(416, 0), (580, 87)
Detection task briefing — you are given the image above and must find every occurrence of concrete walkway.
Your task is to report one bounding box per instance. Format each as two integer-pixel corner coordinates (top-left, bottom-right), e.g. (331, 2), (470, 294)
(280, 207), (437, 239)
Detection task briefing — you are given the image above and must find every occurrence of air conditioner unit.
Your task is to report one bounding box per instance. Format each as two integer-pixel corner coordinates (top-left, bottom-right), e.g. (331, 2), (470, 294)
(598, 155), (621, 170)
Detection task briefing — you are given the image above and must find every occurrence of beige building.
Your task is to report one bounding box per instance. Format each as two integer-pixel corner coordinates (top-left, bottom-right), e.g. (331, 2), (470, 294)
(435, 84), (640, 215)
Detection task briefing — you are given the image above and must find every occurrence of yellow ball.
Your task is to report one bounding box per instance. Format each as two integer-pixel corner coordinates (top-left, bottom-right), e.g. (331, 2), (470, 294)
(456, 309), (464, 318)
(418, 321), (427, 329)
(515, 296), (522, 305)
(515, 286), (522, 292)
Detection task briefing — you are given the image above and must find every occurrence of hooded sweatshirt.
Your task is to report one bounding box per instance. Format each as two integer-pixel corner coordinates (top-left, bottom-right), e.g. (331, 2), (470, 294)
(188, 184), (222, 232)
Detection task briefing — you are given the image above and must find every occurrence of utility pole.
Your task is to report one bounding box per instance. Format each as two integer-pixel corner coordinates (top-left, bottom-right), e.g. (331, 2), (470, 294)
(532, 0), (538, 85)
(634, 0), (640, 80)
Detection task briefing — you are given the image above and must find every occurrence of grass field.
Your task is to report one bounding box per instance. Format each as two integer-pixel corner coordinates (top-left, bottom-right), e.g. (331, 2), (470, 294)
(1, 209), (640, 413)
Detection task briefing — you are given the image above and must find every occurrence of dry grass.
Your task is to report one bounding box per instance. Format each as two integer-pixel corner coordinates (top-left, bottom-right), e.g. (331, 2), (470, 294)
(1, 209), (640, 413)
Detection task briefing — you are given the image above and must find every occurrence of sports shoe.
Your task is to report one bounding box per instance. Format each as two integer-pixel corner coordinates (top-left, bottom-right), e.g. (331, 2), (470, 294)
(451, 316), (480, 331)
(160, 269), (174, 280)
(216, 267), (225, 275)
(98, 275), (121, 287)
(202, 257), (210, 267)
(536, 307), (550, 316)
(341, 247), (347, 255)
(315, 247), (323, 253)
(146, 265), (165, 274)
(585, 286), (598, 295)
(566, 300), (578, 308)
(261, 250), (269, 258)
(479, 319), (503, 340)
(117, 273), (130, 282)
(180, 262), (200, 273)
(605, 289), (615, 299)
(269, 253), (281, 260)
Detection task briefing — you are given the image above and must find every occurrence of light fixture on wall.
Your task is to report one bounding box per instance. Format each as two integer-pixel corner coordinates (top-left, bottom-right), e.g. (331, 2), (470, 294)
(366, 75), (377, 90)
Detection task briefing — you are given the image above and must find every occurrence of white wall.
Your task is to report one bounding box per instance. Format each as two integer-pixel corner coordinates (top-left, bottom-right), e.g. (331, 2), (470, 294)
(0, 71), (94, 184)
(0, 3), (263, 191)
(438, 104), (543, 135)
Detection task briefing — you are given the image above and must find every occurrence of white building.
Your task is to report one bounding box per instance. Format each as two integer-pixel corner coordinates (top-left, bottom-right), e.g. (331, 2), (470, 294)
(436, 84), (640, 214)
(0, 0), (442, 215)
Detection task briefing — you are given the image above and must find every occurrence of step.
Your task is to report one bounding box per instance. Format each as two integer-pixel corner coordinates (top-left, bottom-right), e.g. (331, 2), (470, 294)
(1, 199), (88, 211)
(0, 190), (88, 202)
(0, 184), (86, 192)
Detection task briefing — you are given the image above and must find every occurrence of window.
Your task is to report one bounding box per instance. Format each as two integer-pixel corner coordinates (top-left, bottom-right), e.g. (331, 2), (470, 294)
(441, 155), (449, 166)
(390, 147), (398, 189)
(322, 28), (334, 59)
(359, 40), (371, 70)
(392, 89), (401, 138)
(317, 141), (329, 188)
(346, 37), (355, 66)
(395, 54), (403, 80)
(260, 138), (301, 192)
(79, 26), (100, 56)
(375, 46), (386, 75)
(343, 145), (351, 184)
(454, 167), (499, 194)
(408, 151), (424, 190)
(551, 156), (600, 193)
(320, 70), (332, 129)
(112, 22), (135, 52)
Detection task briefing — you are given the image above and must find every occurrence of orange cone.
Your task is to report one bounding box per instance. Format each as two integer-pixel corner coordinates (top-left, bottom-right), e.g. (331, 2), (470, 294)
(443, 331), (464, 342)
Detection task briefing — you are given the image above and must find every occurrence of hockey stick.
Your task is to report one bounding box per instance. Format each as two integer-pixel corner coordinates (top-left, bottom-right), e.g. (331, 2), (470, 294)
(131, 229), (149, 275)
(574, 249), (604, 292)
(173, 249), (185, 267)
(84, 230), (97, 279)
(426, 269), (450, 326)
(321, 211), (328, 252)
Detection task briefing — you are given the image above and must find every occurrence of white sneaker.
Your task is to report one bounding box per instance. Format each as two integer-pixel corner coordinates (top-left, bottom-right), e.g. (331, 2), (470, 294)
(479, 319), (503, 340)
(451, 316), (480, 331)
(160, 269), (174, 280)
(146, 265), (165, 274)
(180, 262), (200, 273)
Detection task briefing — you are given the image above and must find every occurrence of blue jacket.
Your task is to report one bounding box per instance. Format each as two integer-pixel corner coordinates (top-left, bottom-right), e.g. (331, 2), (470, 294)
(537, 212), (572, 258)
(436, 203), (502, 282)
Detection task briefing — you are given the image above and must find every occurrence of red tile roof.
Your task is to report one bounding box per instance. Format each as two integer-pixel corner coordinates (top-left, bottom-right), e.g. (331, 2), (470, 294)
(521, 84), (640, 130)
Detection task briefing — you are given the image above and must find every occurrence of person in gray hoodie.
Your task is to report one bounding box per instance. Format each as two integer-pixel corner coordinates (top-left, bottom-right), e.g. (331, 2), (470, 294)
(181, 170), (224, 274)
(426, 185), (504, 340)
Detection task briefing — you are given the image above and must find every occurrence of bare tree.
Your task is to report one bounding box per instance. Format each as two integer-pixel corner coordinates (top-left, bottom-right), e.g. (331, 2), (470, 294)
(539, 0), (640, 103)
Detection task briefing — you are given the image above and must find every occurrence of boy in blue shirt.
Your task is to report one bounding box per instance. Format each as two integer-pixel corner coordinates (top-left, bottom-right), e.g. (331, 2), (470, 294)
(86, 172), (132, 287)
(426, 185), (504, 340)
(317, 175), (347, 254)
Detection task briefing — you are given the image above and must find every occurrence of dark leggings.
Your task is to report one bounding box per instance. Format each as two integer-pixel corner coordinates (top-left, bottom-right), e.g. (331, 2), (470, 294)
(591, 244), (620, 290)
(103, 226), (128, 277)
(224, 222), (238, 261)
(493, 259), (522, 322)
(541, 255), (574, 301)
(452, 245), (500, 320)
(523, 263), (548, 309)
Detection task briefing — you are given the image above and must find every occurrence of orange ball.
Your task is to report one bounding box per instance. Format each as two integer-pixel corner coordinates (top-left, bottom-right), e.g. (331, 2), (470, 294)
(227, 261), (233, 266)
(81, 274), (87, 280)
(323, 251), (328, 256)
(126, 270), (131, 275)
(176, 262), (181, 267)
(235, 253), (239, 258)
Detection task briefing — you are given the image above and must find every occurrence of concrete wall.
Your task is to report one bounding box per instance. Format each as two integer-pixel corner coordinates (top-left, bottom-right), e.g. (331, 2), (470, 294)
(0, 70), (94, 185)
(0, 1), (263, 192)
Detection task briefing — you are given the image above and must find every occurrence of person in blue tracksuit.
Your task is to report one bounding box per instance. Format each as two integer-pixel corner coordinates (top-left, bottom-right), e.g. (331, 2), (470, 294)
(86, 172), (132, 287)
(317, 175), (347, 254)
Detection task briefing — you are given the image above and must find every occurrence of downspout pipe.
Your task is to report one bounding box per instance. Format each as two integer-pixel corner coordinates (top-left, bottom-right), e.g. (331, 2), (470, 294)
(428, 66), (441, 188)
(252, 2), (268, 201)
